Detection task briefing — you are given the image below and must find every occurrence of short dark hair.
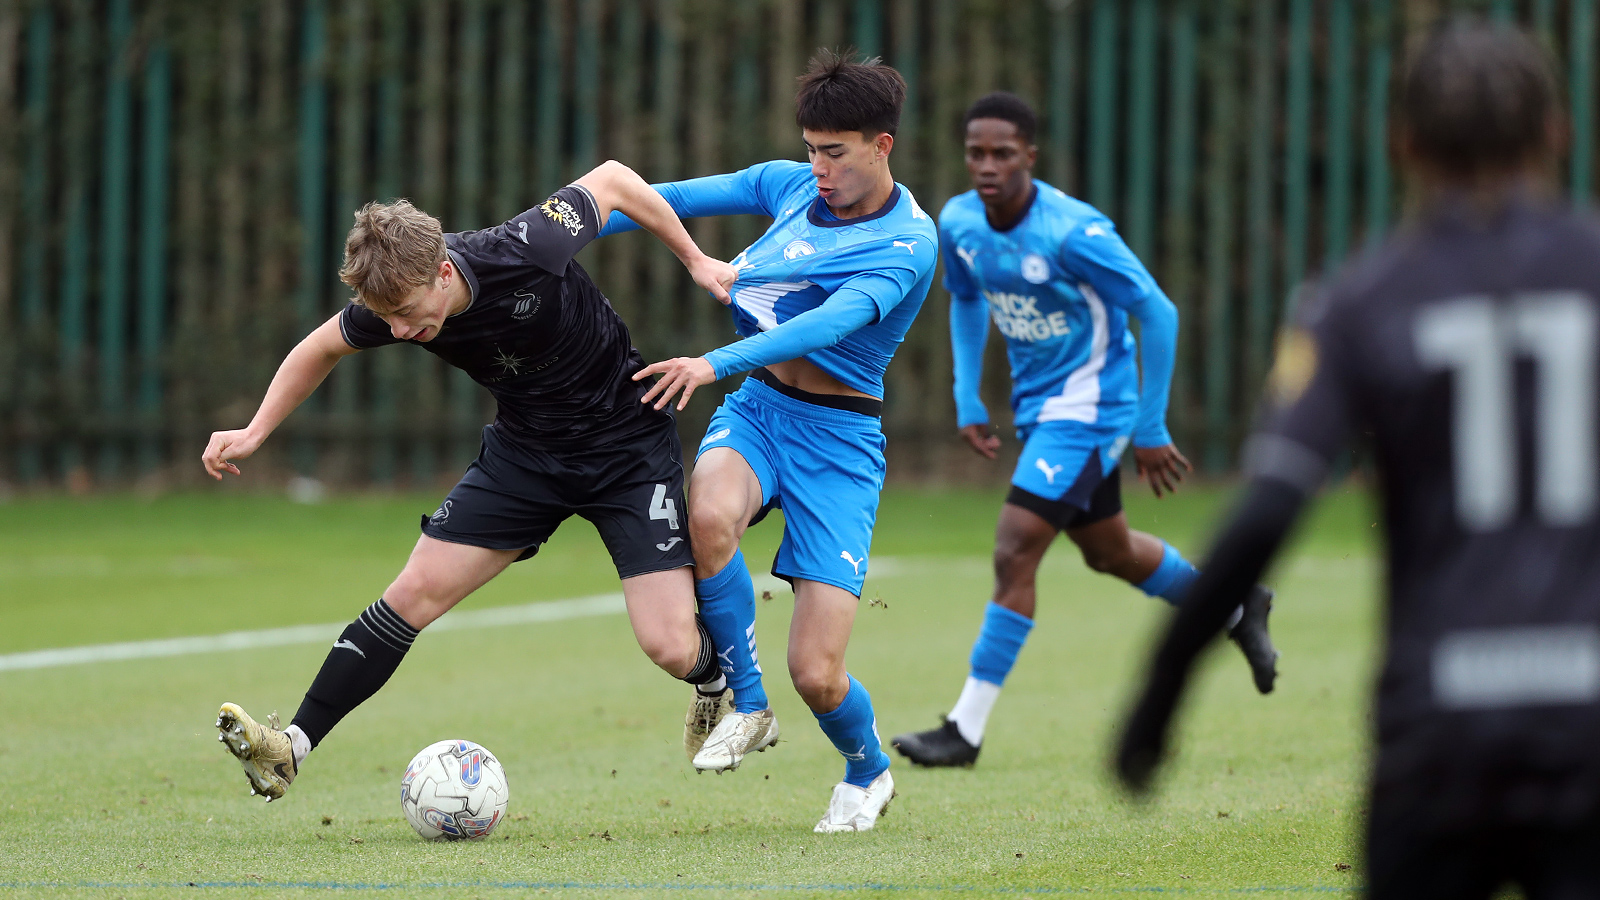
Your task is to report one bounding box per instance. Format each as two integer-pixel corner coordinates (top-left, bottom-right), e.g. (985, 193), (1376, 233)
(962, 92), (1037, 144)
(795, 48), (907, 138)
(1400, 18), (1558, 175)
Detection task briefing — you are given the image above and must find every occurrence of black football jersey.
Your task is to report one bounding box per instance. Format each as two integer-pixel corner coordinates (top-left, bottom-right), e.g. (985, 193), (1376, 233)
(339, 184), (669, 448)
(1252, 194), (1600, 815)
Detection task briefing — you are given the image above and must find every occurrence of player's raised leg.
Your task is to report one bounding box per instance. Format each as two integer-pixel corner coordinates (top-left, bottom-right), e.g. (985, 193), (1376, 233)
(687, 445), (778, 771)
(789, 579), (894, 833)
(1067, 506), (1278, 694)
(218, 536), (518, 801)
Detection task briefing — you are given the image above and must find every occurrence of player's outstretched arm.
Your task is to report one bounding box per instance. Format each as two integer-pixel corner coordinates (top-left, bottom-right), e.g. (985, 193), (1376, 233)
(201, 313), (357, 480)
(633, 285), (883, 411)
(575, 161), (736, 304)
(1115, 477), (1307, 792)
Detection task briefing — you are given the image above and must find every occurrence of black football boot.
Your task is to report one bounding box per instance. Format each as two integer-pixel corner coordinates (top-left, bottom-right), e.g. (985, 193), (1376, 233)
(1229, 585), (1280, 694)
(891, 717), (981, 767)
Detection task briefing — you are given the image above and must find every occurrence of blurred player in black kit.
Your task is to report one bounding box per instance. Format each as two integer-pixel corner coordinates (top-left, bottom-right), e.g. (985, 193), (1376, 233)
(1117, 20), (1600, 899)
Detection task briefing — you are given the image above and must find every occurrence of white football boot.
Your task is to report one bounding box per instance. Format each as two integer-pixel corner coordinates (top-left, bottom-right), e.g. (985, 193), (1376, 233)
(216, 702), (296, 801)
(683, 687), (734, 763)
(814, 770), (896, 833)
(692, 708), (780, 773)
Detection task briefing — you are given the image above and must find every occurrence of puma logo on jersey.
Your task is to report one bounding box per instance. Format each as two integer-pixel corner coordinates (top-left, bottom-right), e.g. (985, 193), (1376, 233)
(656, 537), (684, 552)
(333, 638), (366, 658)
(893, 240), (918, 254)
(955, 246), (979, 271)
(840, 550), (865, 575)
(1036, 458), (1065, 485)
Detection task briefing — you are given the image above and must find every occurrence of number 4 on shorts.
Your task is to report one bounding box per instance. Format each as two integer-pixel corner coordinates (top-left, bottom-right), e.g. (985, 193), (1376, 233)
(650, 484), (680, 530)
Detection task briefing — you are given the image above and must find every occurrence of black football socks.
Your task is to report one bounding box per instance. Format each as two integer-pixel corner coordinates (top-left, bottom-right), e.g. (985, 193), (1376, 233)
(685, 617), (728, 695)
(291, 599), (419, 748)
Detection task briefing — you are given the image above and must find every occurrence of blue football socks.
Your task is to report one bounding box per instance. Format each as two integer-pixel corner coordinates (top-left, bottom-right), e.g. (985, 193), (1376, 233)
(814, 675), (890, 788)
(1136, 541), (1201, 606)
(968, 601), (1036, 686)
(695, 548), (769, 714)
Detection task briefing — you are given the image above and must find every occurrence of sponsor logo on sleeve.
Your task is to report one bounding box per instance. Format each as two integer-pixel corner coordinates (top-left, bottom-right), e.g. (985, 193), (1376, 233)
(539, 195), (586, 236)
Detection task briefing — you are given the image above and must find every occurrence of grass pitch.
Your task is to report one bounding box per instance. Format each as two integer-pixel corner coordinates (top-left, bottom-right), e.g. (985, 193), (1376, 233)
(0, 483), (1379, 898)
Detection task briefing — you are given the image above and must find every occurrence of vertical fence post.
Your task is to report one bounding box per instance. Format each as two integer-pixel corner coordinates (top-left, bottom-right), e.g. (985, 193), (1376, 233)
(1203, 2), (1239, 473)
(1048, 0), (1076, 193)
(645, 0), (682, 359)
(537, 0), (565, 193)
(1245, 0), (1276, 394)
(332, 0), (370, 482)
(1164, 0), (1197, 446)
(853, 0), (881, 58)
(1123, 0), (1157, 260)
(137, 29), (169, 476)
(494, 0), (526, 221)
(98, 0), (133, 481)
(1087, 0), (1118, 216)
(295, 0), (328, 476)
(18, 5), (51, 483)
(1282, 0), (1311, 317)
(453, 0), (488, 468)
(1364, 0), (1393, 246)
(573, 0), (599, 176)
(370, 0), (406, 485)
(1571, 0), (1595, 202)
(0, 3), (15, 483)
(414, 0), (449, 484)
(1324, 0), (1354, 271)
(57, 1), (95, 479)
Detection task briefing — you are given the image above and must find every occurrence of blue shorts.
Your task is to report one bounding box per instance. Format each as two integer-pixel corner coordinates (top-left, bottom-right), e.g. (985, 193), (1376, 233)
(697, 374), (886, 596)
(1011, 421), (1131, 506)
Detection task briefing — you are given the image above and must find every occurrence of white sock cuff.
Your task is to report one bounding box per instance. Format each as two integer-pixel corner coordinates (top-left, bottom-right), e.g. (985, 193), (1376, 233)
(286, 724), (311, 768)
(947, 676), (1002, 746)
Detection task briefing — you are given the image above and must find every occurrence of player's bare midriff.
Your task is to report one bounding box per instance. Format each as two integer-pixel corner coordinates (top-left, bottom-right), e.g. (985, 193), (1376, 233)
(766, 357), (877, 400)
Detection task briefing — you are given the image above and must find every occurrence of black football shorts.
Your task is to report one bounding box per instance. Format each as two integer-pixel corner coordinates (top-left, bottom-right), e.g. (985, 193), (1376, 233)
(420, 417), (693, 579)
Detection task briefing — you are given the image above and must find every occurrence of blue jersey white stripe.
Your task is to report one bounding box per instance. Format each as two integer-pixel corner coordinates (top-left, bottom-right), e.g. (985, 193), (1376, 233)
(942, 181), (1177, 447)
(601, 160), (938, 397)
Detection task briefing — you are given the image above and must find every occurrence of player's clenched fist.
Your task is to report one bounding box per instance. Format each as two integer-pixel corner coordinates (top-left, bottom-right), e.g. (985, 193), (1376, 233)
(633, 357), (716, 411)
(202, 428), (263, 480)
(686, 255), (738, 305)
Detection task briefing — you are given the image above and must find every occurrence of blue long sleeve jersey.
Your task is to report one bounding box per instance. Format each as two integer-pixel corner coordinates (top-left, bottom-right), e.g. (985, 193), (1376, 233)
(941, 181), (1178, 447)
(599, 160), (938, 398)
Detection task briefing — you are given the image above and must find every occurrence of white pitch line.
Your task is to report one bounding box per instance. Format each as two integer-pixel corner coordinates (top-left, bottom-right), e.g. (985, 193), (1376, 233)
(0, 554), (1000, 675)
(0, 593), (626, 674)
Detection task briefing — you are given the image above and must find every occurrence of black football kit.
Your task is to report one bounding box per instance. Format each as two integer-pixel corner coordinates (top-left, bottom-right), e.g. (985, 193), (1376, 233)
(1120, 194), (1600, 899)
(338, 184), (692, 578)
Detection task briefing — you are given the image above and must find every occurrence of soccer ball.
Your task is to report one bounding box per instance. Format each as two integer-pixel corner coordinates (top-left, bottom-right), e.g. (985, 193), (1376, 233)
(399, 739), (509, 841)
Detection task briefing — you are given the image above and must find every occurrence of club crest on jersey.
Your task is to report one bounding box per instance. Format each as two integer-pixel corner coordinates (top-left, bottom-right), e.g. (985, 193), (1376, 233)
(1021, 253), (1051, 284)
(539, 195), (585, 236)
(783, 239), (815, 260)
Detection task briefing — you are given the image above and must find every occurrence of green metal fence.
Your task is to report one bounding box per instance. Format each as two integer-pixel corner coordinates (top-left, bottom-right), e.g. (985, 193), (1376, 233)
(0, 0), (1594, 488)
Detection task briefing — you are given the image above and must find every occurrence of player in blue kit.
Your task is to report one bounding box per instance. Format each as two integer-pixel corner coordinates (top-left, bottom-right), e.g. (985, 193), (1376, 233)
(602, 51), (936, 831)
(891, 93), (1279, 768)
